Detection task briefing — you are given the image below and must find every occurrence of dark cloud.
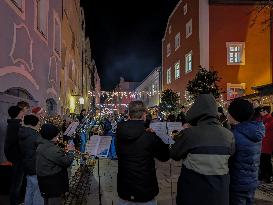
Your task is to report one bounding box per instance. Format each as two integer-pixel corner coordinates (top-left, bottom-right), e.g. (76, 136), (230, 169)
(81, 0), (179, 90)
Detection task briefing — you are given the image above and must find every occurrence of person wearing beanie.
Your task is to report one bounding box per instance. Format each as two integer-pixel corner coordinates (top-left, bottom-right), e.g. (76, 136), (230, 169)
(259, 106), (273, 183)
(18, 115), (44, 205)
(36, 124), (75, 204)
(4, 106), (24, 205)
(228, 98), (265, 205)
(170, 94), (235, 205)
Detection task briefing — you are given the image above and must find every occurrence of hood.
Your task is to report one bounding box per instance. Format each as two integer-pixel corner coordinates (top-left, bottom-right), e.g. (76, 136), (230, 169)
(19, 127), (37, 140)
(234, 121), (265, 143)
(118, 120), (145, 141)
(186, 94), (218, 125)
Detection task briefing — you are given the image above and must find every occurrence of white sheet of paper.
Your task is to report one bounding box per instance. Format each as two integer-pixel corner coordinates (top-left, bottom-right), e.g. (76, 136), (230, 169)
(63, 121), (79, 137)
(167, 122), (183, 136)
(86, 135), (112, 158)
(150, 122), (175, 144)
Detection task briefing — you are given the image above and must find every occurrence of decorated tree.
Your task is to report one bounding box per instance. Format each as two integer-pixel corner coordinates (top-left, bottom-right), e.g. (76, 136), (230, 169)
(159, 89), (180, 115)
(186, 67), (222, 102)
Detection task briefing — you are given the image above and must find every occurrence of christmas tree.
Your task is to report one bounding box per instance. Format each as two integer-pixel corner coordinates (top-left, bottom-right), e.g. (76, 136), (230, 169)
(159, 89), (180, 115)
(186, 67), (222, 102)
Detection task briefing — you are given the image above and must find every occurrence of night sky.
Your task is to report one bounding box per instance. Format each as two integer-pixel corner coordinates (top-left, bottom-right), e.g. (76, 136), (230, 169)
(81, 0), (180, 90)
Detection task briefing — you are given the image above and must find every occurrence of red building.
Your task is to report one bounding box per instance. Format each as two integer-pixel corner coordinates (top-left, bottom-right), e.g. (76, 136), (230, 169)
(162, 0), (271, 101)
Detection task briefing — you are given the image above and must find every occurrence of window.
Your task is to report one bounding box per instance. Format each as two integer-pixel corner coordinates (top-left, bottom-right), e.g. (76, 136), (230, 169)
(167, 68), (171, 84)
(185, 51), (193, 73)
(4, 0), (25, 19)
(184, 4), (187, 15)
(53, 11), (61, 57)
(227, 83), (246, 100)
(226, 42), (245, 65)
(186, 19), (192, 38)
(175, 61), (180, 79)
(177, 92), (181, 103)
(35, 0), (49, 40)
(152, 84), (156, 95)
(167, 43), (171, 57)
(175, 33), (180, 50)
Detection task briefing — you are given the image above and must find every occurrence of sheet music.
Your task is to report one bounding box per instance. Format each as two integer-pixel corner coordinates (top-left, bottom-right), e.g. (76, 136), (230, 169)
(86, 135), (112, 158)
(63, 121), (79, 137)
(150, 122), (175, 144)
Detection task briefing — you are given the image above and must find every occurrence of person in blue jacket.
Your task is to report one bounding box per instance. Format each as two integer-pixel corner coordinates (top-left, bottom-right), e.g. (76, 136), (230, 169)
(228, 98), (265, 205)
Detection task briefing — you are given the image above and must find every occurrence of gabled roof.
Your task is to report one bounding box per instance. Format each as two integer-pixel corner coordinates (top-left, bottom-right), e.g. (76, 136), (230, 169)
(162, 0), (183, 41)
(209, 0), (260, 5)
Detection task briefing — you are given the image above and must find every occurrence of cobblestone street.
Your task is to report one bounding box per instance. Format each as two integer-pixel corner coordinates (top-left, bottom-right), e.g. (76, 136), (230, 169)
(87, 159), (273, 205)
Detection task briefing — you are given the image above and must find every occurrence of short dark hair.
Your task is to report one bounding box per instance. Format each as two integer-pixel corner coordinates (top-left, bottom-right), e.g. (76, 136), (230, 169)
(261, 106), (271, 114)
(17, 101), (30, 109)
(24, 115), (39, 126)
(81, 109), (86, 113)
(129, 101), (147, 119)
(8, 106), (22, 119)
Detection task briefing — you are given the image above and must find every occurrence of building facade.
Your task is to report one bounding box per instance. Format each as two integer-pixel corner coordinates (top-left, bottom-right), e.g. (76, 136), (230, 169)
(135, 67), (162, 108)
(162, 0), (271, 101)
(61, 0), (89, 114)
(0, 0), (62, 162)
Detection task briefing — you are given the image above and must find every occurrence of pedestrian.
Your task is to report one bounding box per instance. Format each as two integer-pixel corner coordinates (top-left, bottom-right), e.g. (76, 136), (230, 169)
(218, 106), (231, 129)
(259, 106), (273, 183)
(18, 115), (44, 205)
(17, 101), (30, 116)
(36, 124), (75, 205)
(170, 94), (235, 205)
(176, 106), (187, 125)
(228, 98), (265, 205)
(4, 106), (25, 205)
(116, 101), (170, 205)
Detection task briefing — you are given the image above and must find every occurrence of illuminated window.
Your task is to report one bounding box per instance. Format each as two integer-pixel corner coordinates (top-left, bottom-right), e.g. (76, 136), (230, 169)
(167, 68), (171, 84)
(175, 33), (180, 50)
(175, 61), (180, 80)
(186, 19), (192, 39)
(167, 43), (171, 57)
(185, 51), (192, 73)
(226, 42), (245, 65)
(227, 83), (246, 100)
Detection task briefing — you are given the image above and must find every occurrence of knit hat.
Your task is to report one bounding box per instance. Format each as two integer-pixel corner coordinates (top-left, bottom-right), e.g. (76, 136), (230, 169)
(8, 106), (22, 119)
(24, 115), (39, 126)
(228, 98), (254, 122)
(32, 107), (44, 115)
(40, 124), (60, 140)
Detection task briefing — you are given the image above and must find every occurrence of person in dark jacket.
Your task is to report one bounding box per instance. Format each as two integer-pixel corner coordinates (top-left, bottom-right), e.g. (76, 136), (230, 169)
(19, 115), (44, 205)
(176, 106), (187, 125)
(4, 106), (24, 205)
(218, 106), (231, 129)
(36, 124), (75, 205)
(228, 98), (265, 205)
(259, 106), (273, 183)
(170, 94), (235, 205)
(116, 101), (170, 205)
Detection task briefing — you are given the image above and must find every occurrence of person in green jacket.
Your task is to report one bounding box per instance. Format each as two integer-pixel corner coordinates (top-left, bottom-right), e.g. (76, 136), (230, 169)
(36, 124), (75, 205)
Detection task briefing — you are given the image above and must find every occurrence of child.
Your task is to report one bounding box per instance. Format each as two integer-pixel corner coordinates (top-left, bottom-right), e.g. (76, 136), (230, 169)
(36, 124), (75, 205)
(228, 98), (265, 205)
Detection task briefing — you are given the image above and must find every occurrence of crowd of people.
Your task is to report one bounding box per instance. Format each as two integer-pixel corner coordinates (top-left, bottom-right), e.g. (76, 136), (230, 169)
(2, 93), (273, 205)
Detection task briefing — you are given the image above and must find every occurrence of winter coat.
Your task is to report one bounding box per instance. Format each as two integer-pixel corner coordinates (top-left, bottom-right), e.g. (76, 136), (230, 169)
(261, 114), (273, 154)
(18, 126), (41, 175)
(229, 121), (265, 192)
(4, 119), (22, 163)
(116, 120), (170, 202)
(170, 94), (235, 205)
(36, 137), (74, 197)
